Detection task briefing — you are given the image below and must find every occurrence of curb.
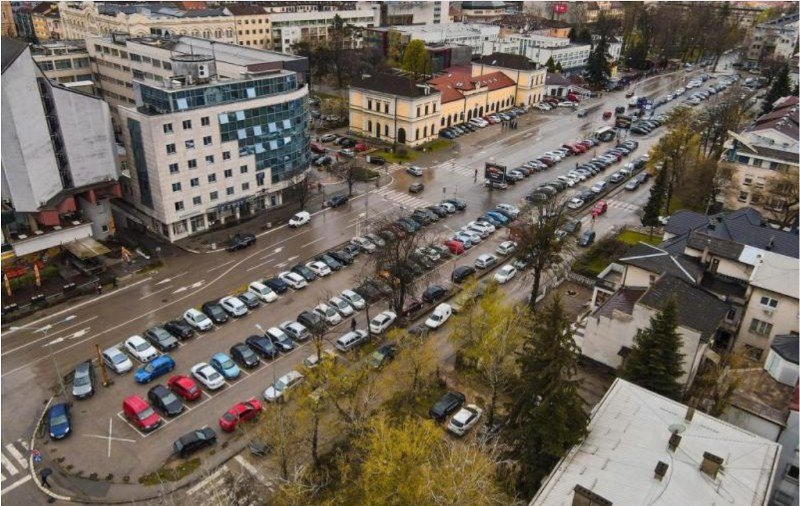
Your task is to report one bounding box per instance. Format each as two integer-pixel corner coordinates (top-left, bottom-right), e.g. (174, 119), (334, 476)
(30, 396), (73, 502)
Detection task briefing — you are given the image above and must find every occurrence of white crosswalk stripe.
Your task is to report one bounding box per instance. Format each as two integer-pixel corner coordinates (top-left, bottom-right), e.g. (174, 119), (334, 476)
(372, 187), (432, 210)
(606, 199), (640, 212)
(0, 439), (30, 489)
(184, 459), (274, 504)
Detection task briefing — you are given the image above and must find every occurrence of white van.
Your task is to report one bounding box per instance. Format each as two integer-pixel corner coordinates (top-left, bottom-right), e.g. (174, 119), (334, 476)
(288, 211), (310, 228)
(335, 329), (369, 352)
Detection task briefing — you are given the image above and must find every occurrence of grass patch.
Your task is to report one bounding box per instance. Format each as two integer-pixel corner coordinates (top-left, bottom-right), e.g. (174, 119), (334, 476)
(370, 149), (419, 164)
(352, 166), (379, 181)
(617, 229), (660, 246)
(418, 139), (453, 152)
(383, 381), (446, 423)
(572, 237), (630, 277)
(138, 458), (200, 485)
(667, 195), (686, 214)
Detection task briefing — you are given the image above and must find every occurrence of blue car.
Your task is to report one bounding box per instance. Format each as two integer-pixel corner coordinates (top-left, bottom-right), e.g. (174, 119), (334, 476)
(210, 352), (240, 380)
(134, 355), (175, 384)
(265, 277), (289, 294)
(48, 403), (71, 440)
(485, 211), (510, 226)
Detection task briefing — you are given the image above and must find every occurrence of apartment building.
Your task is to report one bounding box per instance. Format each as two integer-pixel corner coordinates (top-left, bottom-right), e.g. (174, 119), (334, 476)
(223, 4), (270, 48)
(1, 38), (120, 259)
(381, 23), (499, 56)
(268, 9), (378, 54)
(31, 40), (94, 89)
(459, 1), (507, 23)
(111, 37), (310, 242)
(31, 2), (62, 42)
(510, 33), (591, 70)
(2, 1), (17, 38)
(368, 1), (451, 26)
(747, 12), (799, 64)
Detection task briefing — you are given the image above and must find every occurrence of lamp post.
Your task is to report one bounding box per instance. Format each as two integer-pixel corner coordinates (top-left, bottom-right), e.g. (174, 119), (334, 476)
(11, 315), (76, 398)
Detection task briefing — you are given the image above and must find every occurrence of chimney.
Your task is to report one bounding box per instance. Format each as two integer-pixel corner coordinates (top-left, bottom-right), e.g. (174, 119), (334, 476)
(685, 407), (695, 422)
(654, 461), (669, 481)
(572, 485), (613, 506)
(700, 452), (724, 479)
(668, 433), (682, 452)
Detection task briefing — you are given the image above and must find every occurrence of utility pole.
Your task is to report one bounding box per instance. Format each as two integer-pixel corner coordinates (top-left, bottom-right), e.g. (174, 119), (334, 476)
(96, 344), (111, 387)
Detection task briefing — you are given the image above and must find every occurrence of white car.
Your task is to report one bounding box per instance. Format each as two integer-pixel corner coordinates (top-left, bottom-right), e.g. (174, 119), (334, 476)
(306, 261), (331, 277)
(279, 320), (310, 341)
(496, 203), (519, 218)
(341, 289), (365, 310)
(536, 103), (551, 111)
(425, 303), (452, 329)
(494, 264), (517, 284)
(314, 303), (343, 326)
(264, 370), (304, 402)
(439, 201), (456, 213)
(557, 101), (576, 108)
(125, 335), (159, 363)
(350, 236), (376, 254)
(183, 308), (213, 331)
(328, 296), (354, 317)
(475, 253), (498, 269)
(568, 197), (585, 209)
(303, 348), (337, 368)
(557, 175), (577, 187)
(446, 404), (483, 436)
(279, 271), (307, 289)
(496, 241), (517, 256)
(191, 362), (225, 390)
(467, 221), (494, 235)
(460, 229), (482, 244)
(219, 296), (248, 317)
(102, 345), (133, 374)
(248, 281), (278, 303)
(369, 310), (397, 334)
(568, 171), (587, 182)
(288, 211), (310, 228)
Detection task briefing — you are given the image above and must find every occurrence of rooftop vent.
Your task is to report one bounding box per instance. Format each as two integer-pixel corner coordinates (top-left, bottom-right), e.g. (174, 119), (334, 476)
(685, 407), (695, 422)
(654, 461), (669, 481)
(572, 485), (613, 506)
(668, 432), (682, 452)
(700, 452), (724, 479)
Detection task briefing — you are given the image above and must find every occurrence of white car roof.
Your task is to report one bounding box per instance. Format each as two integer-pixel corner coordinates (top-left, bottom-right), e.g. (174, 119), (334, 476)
(104, 345), (125, 356)
(127, 335), (146, 345)
(453, 407), (476, 424)
(281, 370), (303, 382)
(501, 265), (515, 273)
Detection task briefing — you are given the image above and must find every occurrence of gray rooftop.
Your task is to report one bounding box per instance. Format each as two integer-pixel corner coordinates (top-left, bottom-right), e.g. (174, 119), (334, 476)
(1, 38), (29, 74)
(619, 242), (703, 284)
(771, 334), (799, 365)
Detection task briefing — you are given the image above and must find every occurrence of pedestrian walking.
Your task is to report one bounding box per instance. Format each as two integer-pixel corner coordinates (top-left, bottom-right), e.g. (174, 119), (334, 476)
(474, 168), (478, 183)
(351, 318), (357, 332)
(40, 468), (53, 489)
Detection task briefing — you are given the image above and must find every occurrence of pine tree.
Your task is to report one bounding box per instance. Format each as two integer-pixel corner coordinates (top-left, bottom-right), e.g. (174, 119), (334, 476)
(641, 161), (668, 237)
(505, 297), (587, 496)
(621, 298), (685, 399)
(762, 63), (791, 114)
(545, 56), (557, 73)
(555, 61), (563, 73)
(586, 34), (611, 87)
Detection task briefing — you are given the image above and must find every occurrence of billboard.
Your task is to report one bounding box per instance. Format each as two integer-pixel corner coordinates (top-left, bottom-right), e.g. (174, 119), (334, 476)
(484, 162), (507, 184)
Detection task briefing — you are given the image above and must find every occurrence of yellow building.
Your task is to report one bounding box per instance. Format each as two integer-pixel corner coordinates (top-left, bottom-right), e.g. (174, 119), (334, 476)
(224, 4), (270, 48)
(472, 52), (547, 107)
(349, 74), (441, 147)
(2, 1), (16, 38)
(32, 3), (61, 41)
(429, 71), (517, 127)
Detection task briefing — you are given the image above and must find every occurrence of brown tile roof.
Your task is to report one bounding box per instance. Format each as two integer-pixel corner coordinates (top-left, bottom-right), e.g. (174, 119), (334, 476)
(730, 368), (794, 425)
(427, 71), (515, 103)
(225, 3), (266, 16)
(595, 287), (647, 319)
(351, 73), (439, 99)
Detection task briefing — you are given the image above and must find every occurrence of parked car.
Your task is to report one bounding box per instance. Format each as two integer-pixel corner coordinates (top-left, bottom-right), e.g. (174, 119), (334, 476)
(475, 254), (498, 269)
(191, 362), (225, 390)
(219, 399), (262, 432)
(314, 303), (343, 326)
(326, 195), (349, 208)
(422, 284), (448, 303)
(279, 271), (307, 289)
(125, 335), (159, 363)
(329, 296), (354, 317)
(288, 211), (311, 228)
(429, 391), (466, 422)
(123, 395), (161, 432)
(144, 326), (179, 352)
(494, 264), (517, 284)
(210, 352), (240, 380)
(296, 311), (325, 333)
(369, 310), (397, 334)
(173, 427), (216, 458)
(183, 308), (213, 331)
(265, 277), (290, 294)
(265, 327), (295, 352)
(264, 370), (304, 402)
(135, 355), (176, 384)
(167, 375), (201, 401)
(72, 361), (95, 399)
(451, 265), (476, 284)
(496, 241), (517, 256)
(446, 404), (483, 436)
(48, 403), (71, 440)
(225, 233), (256, 251)
(164, 320), (194, 340)
(230, 342), (260, 368)
(248, 281), (278, 303)
(341, 289), (366, 310)
(306, 261), (332, 277)
(591, 200), (608, 217)
(102, 345), (133, 374)
(291, 263), (317, 282)
(147, 384), (184, 417)
(279, 320), (311, 341)
(351, 236), (376, 254)
(201, 301), (229, 324)
(425, 303), (452, 329)
(578, 230), (596, 247)
(335, 329), (370, 352)
(237, 291), (260, 309)
(245, 334), (279, 359)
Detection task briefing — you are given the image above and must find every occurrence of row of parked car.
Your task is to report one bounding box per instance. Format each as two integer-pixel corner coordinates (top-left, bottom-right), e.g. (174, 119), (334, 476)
(439, 107), (529, 139)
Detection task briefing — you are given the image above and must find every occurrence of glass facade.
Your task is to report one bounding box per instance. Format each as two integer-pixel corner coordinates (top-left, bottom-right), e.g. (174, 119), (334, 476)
(139, 74), (299, 114)
(127, 119), (153, 208)
(218, 97), (310, 183)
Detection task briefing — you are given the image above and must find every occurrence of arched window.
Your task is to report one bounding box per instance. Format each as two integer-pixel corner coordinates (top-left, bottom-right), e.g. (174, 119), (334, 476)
(384, 125), (388, 136)
(415, 128), (420, 140)
(368, 120), (372, 133)
(226, 29), (233, 38)
(215, 29), (221, 38)
(203, 30), (210, 39)
(423, 126), (427, 137)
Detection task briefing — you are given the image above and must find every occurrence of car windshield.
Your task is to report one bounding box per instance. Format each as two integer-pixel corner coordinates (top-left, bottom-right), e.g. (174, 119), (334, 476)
(137, 407), (155, 420)
(451, 418), (464, 428)
(112, 353), (127, 364)
(240, 347), (255, 359)
(74, 373), (90, 386)
(143, 363), (156, 373)
(222, 413), (235, 422)
(275, 379), (288, 391)
(430, 314), (441, 322)
(209, 306), (224, 316)
(162, 392), (179, 404)
(207, 371), (221, 381)
(134, 342), (150, 352)
(325, 307), (336, 317)
(50, 414), (68, 425)
(219, 358), (234, 369)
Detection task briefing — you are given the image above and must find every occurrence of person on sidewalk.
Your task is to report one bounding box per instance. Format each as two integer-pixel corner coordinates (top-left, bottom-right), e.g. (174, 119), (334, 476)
(40, 468), (53, 489)
(351, 318), (357, 332)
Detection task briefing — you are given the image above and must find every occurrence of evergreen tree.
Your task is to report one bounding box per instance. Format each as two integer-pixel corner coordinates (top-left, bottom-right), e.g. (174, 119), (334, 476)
(555, 61), (563, 73)
(586, 34), (611, 87)
(545, 56), (557, 73)
(641, 161), (668, 237)
(762, 63), (791, 114)
(621, 298), (685, 400)
(505, 297), (587, 496)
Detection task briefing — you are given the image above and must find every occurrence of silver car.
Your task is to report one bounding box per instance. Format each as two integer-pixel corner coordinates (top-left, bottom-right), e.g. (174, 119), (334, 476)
(72, 361), (95, 399)
(102, 345), (133, 374)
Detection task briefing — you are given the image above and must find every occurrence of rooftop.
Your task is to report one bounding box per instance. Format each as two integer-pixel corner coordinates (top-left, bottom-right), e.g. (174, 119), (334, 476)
(532, 379), (781, 506)
(595, 286), (648, 319)
(427, 70), (515, 103)
(1, 38), (28, 74)
(350, 73), (438, 99)
(476, 52), (540, 71)
(545, 73), (571, 86)
(619, 242), (703, 284)
(729, 368), (794, 426)
(749, 250), (800, 299)
(771, 334), (799, 365)
(126, 35), (303, 66)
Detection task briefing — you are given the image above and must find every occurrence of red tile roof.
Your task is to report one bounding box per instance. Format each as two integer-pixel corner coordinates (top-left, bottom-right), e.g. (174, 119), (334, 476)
(427, 71), (515, 103)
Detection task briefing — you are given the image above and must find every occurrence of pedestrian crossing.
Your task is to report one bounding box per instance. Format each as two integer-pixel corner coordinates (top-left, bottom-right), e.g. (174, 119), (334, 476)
(371, 186), (432, 210)
(1, 439), (30, 494)
(605, 198), (641, 213)
(430, 159), (479, 179)
(183, 456), (276, 505)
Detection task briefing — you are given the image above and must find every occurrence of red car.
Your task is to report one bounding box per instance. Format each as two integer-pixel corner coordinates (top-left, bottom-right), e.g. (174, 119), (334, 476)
(122, 395), (161, 432)
(310, 142), (325, 154)
(603, 111), (613, 120)
(591, 201), (608, 218)
(167, 375), (201, 401)
(219, 398), (262, 432)
(354, 142), (368, 152)
(444, 239), (465, 255)
(401, 297), (424, 317)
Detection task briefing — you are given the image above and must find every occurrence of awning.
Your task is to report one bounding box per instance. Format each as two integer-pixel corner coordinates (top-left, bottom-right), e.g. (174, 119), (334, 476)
(64, 237), (111, 259)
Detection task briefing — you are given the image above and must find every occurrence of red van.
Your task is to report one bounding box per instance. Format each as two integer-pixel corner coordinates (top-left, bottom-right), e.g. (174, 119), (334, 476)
(122, 395), (162, 432)
(310, 142), (325, 154)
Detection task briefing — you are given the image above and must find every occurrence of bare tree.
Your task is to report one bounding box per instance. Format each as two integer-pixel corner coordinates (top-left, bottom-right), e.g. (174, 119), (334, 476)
(752, 169), (800, 229)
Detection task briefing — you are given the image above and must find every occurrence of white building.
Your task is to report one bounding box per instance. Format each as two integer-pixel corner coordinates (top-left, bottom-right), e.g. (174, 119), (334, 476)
(363, 1), (451, 26)
(747, 13), (799, 64)
(268, 9), (379, 54)
(509, 34), (590, 70)
(388, 23), (499, 56)
(2, 38), (120, 258)
(531, 378), (782, 506)
(112, 36), (311, 242)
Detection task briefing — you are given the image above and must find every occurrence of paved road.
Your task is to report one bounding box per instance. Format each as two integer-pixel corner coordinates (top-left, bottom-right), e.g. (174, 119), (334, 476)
(0, 64), (732, 503)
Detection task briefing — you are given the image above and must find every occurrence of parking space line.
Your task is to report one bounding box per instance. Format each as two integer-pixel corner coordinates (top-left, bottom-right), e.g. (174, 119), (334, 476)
(0, 475), (30, 495)
(115, 411), (147, 439)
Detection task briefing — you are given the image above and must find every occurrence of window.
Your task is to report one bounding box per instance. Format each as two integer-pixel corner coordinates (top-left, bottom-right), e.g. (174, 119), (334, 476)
(203, 136), (212, 146)
(242, 182), (250, 191)
(744, 344), (763, 361)
(190, 178), (199, 187)
(208, 173), (217, 183)
(205, 155), (215, 165)
(417, 106), (421, 117)
(187, 159), (197, 169)
(760, 296), (778, 309)
(787, 464), (799, 482)
(749, 318), (773, 336)
(210, 191), (218, 201)
(193, 196), (202, 205)
(737, 155), (750, 164)
(166, 143), (176, 155)
(172, 182), (181, 192)
(755, 176), (765, 189)
(174, 201), (184, 211)
(226, 186), (234, 195)
(240, 165), (248, 174)
(222, 151), (231, 160)
(169, 163), (179, 174)
(751, 158), (763, 167)
(224, 169), (233, 178)
(367, 99), (372, 110)
(201, 116), (210, 126)
(182, 119), (192, 130)
(185, 140), (195, 150)
(384, 125), (388, 136)
(743, 174), (753, 186)
(725, 307), (737, 322)
(425, 104), (429, 115)
(163, 123), (173, 134)
(384, 103), (389, 113)
(738, 191), (749, 202)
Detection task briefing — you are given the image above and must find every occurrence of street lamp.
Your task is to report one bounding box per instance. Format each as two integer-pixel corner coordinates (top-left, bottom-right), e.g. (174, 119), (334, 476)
(10, 315), (76, 398)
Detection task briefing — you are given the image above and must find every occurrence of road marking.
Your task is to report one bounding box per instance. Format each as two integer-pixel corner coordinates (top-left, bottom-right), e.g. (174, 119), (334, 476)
(189, 280), (205, 289)
(286, 255), (299, 262)
(138, 285), (174, 300)
(208, 260), (235, 272)
(234, 455), (274, 490)
(274, 262), (287, 269)
(187, 465), (229, 496)
(1, 316), (98, 357)
(173, 287), (187, 294)
(246, 259), (275, 272)
(1, 454), (18, 475)
(4, 445), (27, 470)
(301, 237), (326, 248)
(0, 474), (30, 495)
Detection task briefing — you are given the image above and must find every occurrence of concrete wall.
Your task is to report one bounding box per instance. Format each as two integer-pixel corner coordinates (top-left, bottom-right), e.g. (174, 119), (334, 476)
(739, 287), (800, 359)
(772, 409), (799, 506)
(78, 196), (114, 240)
(721, 405), (782, 441)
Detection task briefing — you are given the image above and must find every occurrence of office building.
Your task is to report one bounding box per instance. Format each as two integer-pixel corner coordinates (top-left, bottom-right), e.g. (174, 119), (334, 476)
(510, 33), (591, 70)
(31, 40), (95, 91)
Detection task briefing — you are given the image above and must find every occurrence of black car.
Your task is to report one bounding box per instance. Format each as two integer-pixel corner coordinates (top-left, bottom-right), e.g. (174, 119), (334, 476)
(355, 281), (382, 303)
(635, 172), (650, 183)
(426, 205), (449, 218)
(245, 335), (279, 359)
(367, 155), (386, 165)
(451, 265), (476, 284)
(148, 384), (184, 417)
(297, 310), (325, 333)
(429, 391), (466, 421)
(561, 219), (582, 235)
(394, 220), (415, 234)
(411, 210), (433, 225)
(173, 427), (217, 458)
(164, 320), (194, 340)
(265, 277), (289, 294)
(237, 291), (260, 309)
(326, 195), (349, 208)
(444, 198), (467, 211)
(201, 301), (229, 324)
(399, 217), (421, 232)
(144, 326), (179, 351)
(230, 342), (260, 368)
(317, 254), (343, 271)
(226, 233), (256, 252)
(608, 172), (625, 184)
(343, 244), (361, 258)
(578, 230), (596, 247)
(411, 253), (433, 270)
(266, 329), (295, 352)
(329, 250), (354, 266)
(422, 284), (449, 303)
(291, 264), (317, 282)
